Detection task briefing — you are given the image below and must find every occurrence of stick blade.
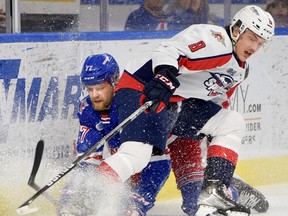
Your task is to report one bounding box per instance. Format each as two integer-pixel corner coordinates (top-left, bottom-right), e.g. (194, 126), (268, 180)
(16, 205), (39, 215)
(28, 140), (44, 186)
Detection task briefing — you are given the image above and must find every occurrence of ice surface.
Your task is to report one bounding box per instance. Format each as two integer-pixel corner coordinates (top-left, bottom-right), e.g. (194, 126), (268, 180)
(147, 183), (288, 216)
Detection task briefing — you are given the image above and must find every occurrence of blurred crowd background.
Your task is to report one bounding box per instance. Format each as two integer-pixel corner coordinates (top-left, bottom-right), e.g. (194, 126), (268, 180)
(0, 0), (287, 34)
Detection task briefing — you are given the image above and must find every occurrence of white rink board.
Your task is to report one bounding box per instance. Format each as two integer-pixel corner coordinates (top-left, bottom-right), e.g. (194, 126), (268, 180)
(0, 33), (288, 185)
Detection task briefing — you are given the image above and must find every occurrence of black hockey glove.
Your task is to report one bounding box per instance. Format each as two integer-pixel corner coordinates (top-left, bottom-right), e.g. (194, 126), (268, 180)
(140, 67), (180, 113)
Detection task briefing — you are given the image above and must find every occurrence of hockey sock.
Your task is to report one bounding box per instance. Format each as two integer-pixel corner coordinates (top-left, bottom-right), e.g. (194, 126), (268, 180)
(96, 161), (121, 182)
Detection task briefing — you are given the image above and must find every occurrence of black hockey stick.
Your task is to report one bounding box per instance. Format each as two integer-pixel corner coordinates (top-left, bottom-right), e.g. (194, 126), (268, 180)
(16, 100), (154, 215)
(28, 140), (59, 206)
(28, 140), (44, 191)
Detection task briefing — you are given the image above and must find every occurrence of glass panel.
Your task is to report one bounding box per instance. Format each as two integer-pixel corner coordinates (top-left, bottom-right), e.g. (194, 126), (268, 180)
(19, 0), (80, 32)
(13, 0), (285, 33)
(105, 0), (271, 32)
(78, 0), (101, 31)
(265, 0), (288, 28)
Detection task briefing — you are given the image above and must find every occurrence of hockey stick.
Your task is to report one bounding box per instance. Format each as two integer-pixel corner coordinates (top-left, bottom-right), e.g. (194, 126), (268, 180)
(28, 140), (59, 206)
(16, 100), (154, 215)
(16, 141), (45, 215)
(28, 140), (44, 191)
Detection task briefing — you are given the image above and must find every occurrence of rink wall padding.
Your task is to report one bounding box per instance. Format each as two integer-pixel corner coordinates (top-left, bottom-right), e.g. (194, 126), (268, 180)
(1, 29), (288, 214)
(157, 155), (288, 200)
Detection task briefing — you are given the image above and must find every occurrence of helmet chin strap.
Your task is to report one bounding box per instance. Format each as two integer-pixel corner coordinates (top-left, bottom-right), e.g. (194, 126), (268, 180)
(229, 26), (241, 61)
(230, 24), (250, 53)
(230, 26), (240, 52)
(232, 37), (238, 52)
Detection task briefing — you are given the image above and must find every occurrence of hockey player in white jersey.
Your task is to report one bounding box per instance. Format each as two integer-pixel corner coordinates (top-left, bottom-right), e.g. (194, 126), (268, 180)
(94, 5), (275, 216)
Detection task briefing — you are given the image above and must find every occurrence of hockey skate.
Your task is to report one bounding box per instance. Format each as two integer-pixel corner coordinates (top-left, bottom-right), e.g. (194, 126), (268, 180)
(231, 177), (269, 213)
(195, 180), (250, 216)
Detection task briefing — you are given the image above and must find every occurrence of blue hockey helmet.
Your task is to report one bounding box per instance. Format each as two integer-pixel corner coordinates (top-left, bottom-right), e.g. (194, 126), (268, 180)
(80, 53), (120, 86)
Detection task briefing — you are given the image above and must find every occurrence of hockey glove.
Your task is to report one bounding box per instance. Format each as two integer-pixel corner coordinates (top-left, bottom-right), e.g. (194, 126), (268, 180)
(140, 67), (180, 113)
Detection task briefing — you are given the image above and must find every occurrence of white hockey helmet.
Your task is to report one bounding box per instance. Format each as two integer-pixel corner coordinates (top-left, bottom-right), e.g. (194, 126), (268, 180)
(230, 5), (275, 43)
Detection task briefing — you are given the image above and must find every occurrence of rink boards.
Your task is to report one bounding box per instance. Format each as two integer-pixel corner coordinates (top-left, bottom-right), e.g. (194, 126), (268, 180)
(0, 30), (288, 215)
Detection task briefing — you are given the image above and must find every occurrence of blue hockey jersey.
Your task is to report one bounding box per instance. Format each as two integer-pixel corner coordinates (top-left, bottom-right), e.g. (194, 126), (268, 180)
(76, 95), (120, 163)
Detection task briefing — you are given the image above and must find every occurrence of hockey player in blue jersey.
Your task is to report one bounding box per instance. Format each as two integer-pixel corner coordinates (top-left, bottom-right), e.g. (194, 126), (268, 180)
(58, 53), (171, 216)
(59, 53), (171, 215)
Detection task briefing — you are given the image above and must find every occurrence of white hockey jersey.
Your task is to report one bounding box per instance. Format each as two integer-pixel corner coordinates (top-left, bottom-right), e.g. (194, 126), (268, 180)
(152, 24), (248, 104)
(119, 24), (248, 107)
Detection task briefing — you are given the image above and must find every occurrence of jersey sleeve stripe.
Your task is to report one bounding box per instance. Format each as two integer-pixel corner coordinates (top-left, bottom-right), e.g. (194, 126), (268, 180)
(178, 53), (232, 71)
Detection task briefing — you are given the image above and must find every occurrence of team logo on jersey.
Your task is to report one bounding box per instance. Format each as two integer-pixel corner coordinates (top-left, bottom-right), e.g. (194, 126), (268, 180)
(211, 30), (226, 47)
(95, 122), (104, 131)
(204, 72), (235, 96)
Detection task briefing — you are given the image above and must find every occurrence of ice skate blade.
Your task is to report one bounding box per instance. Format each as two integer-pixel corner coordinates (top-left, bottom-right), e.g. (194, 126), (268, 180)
(16, 206), (39, 215)
(226, 210), (250, 216)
